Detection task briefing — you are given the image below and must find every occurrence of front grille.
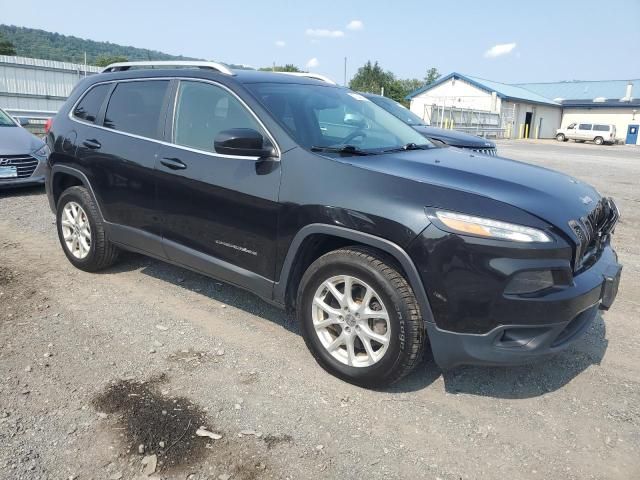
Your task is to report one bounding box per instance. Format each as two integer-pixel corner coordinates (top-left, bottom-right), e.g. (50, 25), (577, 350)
(570, 197), (619, 270)
(0, 155), (39, 178)
(469, 147), (497, 156)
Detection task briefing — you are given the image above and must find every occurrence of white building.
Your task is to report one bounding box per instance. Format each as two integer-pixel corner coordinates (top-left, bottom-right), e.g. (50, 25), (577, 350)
(0, 55), (100, 130)
(407, 72), (640, 144)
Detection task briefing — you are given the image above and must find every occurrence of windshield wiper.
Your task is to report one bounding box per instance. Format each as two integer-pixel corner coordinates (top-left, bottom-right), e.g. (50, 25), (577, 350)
(384, 143), (430, 152)
(310, 145), (373, 156)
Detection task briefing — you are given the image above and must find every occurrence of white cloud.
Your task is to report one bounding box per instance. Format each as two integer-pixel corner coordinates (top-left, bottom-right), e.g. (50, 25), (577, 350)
(484, 42), (517, 58)
(306, 57), (319, 69)
(305, 28), (344, 38)
(346, 20), (364, 31)
(275, 40), (286, 47)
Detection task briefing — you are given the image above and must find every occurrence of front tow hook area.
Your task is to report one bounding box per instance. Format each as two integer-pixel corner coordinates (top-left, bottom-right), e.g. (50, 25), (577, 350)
(600, 264), (622, 310)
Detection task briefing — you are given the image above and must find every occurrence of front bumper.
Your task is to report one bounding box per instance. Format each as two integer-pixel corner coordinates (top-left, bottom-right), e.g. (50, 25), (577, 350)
(0, 157), (46, 189)
(409, 225), (621, 369)
(0, 175), (45, 188)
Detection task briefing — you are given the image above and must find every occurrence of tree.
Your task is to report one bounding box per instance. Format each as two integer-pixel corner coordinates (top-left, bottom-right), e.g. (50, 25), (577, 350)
(0, 33), (16, 55)
(259, 64), (303, 72)
(0, 25), (198, 64)
(424, 67), (440, 85)
(349, 61), (395, 95)
(348, 61), (434, 105)
(94, 55), (128, 67)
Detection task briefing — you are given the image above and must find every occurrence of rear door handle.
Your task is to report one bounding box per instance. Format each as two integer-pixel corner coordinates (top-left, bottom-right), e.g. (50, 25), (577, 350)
(160, 157), (187, 170)
(82, 139), (101, 149)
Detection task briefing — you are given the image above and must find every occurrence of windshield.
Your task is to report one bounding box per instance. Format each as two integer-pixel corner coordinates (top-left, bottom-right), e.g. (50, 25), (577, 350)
(246, 83), (431, 153)
(366, 95), (426, 126)
(0, 109), (16, 127)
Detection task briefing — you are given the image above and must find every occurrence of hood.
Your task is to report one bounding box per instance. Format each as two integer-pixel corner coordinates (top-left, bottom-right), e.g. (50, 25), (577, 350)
(413, 125), (495, 149)
(0, 126), (45, 156)
(349, 148), (600, 238)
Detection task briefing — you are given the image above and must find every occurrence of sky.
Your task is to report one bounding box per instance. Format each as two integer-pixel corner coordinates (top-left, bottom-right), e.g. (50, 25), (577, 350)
(1, 0), (639, 85)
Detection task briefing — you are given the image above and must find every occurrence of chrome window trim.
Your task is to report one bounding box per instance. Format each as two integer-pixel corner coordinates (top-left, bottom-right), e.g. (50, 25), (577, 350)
(68, 77), (281, 162)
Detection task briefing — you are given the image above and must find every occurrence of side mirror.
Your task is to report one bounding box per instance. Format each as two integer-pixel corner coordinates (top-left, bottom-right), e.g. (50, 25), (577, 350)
(17, 117), (29, 127)
(214, 128), (275, 158)
(343, 113), (367, 128)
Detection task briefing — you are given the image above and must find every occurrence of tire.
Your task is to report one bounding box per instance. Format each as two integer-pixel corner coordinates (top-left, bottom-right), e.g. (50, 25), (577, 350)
(594, 136), (604, 145)
(56, 186), (119, 272)
(556, 133), (565, 142)
(297, 247), (425, 387)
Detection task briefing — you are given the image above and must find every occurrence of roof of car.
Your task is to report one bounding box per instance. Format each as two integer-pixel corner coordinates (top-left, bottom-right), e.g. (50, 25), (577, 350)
(232, 69), (337, 85)
(94, 64), (337, 87)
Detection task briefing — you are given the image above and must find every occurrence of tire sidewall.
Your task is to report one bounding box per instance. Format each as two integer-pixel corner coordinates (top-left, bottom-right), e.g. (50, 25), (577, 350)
(556, 134), (565, 142)
(298, 256), (414, 385)
(56, 189), (98, 269)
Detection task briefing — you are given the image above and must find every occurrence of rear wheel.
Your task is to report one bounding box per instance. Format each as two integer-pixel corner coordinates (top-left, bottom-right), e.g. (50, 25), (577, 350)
(56, 186), (119, 272)
(297, 247), (425, 387)
(594, 136), (604, 145)
(555, 133), (565, 142)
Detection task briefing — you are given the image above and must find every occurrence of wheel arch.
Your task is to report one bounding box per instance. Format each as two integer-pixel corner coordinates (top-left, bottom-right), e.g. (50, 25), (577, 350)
(49, 165), (104, 220)
(274, 224), (435, 324)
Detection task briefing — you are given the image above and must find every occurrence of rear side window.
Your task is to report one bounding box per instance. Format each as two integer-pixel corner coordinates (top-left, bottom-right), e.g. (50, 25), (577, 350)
(578, 124), (592, 130)
(73, 84), (110, 123)
(104, 80), (169, 139)
(593, 125), (610, 131)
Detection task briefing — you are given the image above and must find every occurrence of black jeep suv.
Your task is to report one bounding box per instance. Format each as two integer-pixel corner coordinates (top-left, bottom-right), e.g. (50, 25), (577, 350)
(44, 62), (622, 387)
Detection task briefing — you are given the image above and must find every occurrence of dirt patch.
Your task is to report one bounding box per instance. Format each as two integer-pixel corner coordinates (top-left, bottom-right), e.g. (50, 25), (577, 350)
(238, 370), (259, 385)
(263, 433), (293, 450)
(93, 375), (271, 478)
(168, 349), (217, 369)
(0, 266), (16, 286)
(93, 374), (209, 471)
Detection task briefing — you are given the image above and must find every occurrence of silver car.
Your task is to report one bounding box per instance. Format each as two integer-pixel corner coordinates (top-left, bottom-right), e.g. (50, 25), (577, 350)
(0, 108), (49, 188)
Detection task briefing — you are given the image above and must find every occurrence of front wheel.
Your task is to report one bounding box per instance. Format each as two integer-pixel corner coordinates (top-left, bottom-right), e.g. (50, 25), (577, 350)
(297, 248), (425, 387)
(556, 133), (566, 142)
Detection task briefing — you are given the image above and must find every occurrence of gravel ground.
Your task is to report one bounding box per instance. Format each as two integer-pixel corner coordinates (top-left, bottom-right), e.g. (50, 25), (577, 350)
(1, 140), (639, 480)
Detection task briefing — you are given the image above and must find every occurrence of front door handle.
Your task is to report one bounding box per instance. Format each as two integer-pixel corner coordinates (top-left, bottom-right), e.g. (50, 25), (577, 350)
(82, 139), (101, 149)
(160, 157), (187, 170)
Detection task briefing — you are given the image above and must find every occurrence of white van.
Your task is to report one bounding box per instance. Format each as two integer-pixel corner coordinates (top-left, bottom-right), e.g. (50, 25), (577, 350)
(556, 123), (616, 145)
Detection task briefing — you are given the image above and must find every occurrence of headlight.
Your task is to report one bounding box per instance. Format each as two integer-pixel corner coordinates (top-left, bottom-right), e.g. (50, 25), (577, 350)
(32, 144), (50, 159)
(435, 210), (552, 243)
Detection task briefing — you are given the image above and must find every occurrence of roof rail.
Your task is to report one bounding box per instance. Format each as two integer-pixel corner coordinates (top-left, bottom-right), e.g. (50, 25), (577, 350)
(101, 61), (234, 75)
(278, 72), (336, 85)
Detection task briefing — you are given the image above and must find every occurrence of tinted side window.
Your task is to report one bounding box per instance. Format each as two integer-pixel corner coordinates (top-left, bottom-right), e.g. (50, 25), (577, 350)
(578, 124), (592, 130)
(173, 81), (263, 153)
(593, 125), (610, 131)
(104, 80), (169, 139)
(73, 84), (111, 123)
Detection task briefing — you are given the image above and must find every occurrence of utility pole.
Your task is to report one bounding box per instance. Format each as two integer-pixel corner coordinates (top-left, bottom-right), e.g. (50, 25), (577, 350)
(343, 57), (347, 86)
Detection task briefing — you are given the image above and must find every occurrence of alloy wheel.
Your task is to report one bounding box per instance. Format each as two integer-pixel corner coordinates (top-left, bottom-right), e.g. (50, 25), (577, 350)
(312, 275), (391, 367)
(61, 201), (92, 259)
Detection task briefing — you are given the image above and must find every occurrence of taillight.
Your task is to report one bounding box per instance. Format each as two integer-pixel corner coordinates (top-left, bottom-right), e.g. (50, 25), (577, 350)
(44, 118), (53, 133)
